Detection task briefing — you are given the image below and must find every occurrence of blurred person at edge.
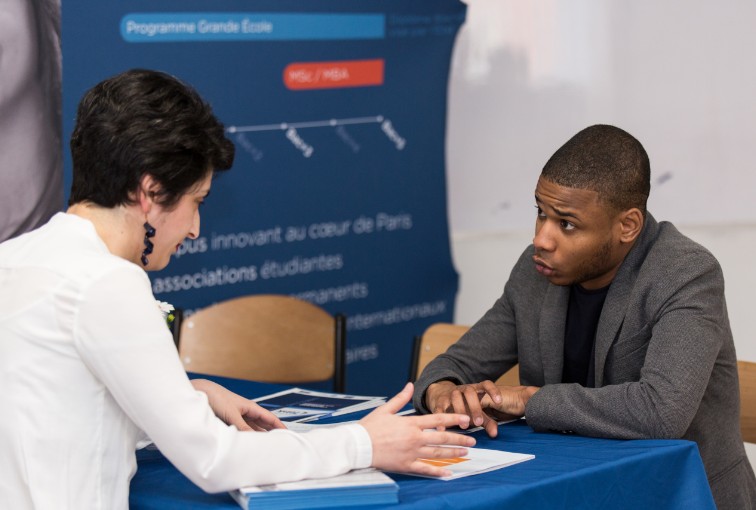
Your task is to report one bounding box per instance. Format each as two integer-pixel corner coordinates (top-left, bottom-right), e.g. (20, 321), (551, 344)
(0, 0), (63, 241)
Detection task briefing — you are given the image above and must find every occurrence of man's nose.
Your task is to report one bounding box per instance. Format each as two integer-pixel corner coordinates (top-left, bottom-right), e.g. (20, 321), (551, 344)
(533, 220), (556, 252)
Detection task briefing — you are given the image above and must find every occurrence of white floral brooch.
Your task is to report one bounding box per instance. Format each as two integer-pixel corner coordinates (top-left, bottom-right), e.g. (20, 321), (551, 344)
(156, 301), (176, 328)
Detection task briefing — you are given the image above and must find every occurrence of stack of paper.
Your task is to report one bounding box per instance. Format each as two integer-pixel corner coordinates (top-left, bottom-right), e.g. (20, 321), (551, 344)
(409, 447), (535, 481)
(254, 387), (385, 423)
(230, 469), (398, 510)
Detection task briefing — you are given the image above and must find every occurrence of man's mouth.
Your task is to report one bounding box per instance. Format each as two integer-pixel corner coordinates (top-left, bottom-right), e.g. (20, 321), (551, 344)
(533, 256), (554, 276)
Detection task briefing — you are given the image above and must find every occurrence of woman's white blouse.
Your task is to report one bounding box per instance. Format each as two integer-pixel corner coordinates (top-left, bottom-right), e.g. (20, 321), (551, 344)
(0, 213), (372, 509)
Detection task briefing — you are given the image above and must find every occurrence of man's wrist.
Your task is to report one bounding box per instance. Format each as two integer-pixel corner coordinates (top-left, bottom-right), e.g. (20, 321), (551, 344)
(424, 379), (458, 411)
(521, 386), (540, 414)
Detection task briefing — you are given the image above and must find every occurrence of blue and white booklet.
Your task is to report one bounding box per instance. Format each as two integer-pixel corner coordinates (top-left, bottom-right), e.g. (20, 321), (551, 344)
(230, 468), (399, 510)
(253, 387), (385, 423)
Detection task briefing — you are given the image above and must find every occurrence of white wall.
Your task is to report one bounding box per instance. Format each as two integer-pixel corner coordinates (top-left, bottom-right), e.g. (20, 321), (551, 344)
(446, 0), (756, 233)
(446, 0), (756, 463)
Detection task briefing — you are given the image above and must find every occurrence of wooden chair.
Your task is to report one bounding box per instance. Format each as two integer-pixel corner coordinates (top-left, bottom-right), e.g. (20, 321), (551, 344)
(178, 295), (346, 392)
(410, 322), (519, 385)
(739, 360), (756, 443)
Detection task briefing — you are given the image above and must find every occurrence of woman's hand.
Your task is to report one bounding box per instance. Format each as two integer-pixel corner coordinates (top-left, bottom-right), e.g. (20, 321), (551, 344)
(359, 383), (477, 478)
(190, 378), (285, 431)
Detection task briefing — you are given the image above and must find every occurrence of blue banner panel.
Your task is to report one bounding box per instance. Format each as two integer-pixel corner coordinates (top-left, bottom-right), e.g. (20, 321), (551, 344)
(63, 0), (465, 395)
(120, 13), (386, 42)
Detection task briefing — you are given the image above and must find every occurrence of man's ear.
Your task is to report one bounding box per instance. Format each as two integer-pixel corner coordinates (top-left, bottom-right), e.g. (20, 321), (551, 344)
(137, 174), (160, 214)
(618, 208), (644, 244)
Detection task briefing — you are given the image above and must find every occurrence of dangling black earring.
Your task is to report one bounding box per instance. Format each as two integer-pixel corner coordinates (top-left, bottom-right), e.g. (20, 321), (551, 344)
(141, 222), (156, 266)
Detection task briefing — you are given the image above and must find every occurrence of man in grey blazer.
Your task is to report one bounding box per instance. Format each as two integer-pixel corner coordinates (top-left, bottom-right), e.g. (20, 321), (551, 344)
(414, 125), (756, 509)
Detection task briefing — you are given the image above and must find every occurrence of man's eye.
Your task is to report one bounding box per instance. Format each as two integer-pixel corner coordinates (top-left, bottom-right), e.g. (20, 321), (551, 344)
(560, 220), (575, 231)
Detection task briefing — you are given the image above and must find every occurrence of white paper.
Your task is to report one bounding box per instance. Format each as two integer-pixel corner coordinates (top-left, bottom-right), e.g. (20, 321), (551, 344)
(408, 447), (534, 481)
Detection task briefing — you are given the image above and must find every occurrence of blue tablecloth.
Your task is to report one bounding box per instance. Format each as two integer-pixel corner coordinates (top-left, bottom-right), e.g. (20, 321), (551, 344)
(130, 375), (716, 510)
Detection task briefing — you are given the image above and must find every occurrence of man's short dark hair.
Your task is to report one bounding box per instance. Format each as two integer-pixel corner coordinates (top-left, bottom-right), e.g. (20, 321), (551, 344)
(541, 124), (650, 215)
(69, 69), (234, 209)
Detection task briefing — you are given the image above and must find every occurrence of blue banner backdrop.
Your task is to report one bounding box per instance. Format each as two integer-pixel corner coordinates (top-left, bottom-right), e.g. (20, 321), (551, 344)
(63, 0), (466, 395)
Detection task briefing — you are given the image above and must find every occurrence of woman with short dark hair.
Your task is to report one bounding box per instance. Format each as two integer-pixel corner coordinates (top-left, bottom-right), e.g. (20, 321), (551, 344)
(0, 69), (474, 510)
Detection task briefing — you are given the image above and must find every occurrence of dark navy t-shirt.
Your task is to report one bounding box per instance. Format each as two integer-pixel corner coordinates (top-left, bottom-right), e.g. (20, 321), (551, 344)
(562, 283), (610, 387)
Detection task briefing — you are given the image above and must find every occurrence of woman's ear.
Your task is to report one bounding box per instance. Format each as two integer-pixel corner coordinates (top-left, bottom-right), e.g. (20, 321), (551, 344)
(137, 174), (160, 214)
(619, 208), (644, 244)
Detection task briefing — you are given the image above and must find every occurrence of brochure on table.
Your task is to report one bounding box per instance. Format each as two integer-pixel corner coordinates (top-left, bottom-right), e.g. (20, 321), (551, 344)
(283, 408), (418, 432)
(408, 447), (535, 481)
(254, 387), (385, 422)
(230, 468), (398, 510)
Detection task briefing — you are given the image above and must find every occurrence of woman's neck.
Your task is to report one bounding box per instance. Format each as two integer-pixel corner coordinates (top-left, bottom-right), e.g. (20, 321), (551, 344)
(67, 202), (143, 265)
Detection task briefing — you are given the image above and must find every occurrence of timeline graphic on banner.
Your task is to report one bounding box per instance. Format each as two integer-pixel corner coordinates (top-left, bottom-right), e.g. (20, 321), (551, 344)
(226, 114), (405, 160)
(63, 1), (466, 394)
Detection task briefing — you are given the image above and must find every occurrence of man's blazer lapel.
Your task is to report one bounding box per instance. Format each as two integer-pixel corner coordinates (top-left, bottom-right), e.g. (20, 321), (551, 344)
(594, 282), (631, 387)
(539, 284), (569, 384)
(593, 214), (659, 387)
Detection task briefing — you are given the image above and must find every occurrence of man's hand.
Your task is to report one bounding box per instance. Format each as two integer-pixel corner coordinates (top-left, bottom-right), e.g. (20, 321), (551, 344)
(426, 380), (503, 436)
(479, 385), (539, 424)
(426, 381), (539, 437)
(360, 383), (476, 478)
(191, 379), (286, 432)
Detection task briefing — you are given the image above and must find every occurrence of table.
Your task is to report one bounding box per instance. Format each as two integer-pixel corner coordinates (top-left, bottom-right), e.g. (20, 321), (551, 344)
(130, 375), (716, 510)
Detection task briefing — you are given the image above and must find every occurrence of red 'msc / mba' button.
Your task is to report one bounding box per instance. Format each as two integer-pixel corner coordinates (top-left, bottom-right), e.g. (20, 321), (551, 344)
(283, 59), (384, 90)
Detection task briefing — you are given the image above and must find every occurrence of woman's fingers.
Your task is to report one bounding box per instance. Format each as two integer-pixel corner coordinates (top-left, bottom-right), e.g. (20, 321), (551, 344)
(415, 445), (470, 459)
(404, 446), (471, 477)
(375, 382), (413, 415)
(411, 411), (473, 432)
(415, 428), (476, 449)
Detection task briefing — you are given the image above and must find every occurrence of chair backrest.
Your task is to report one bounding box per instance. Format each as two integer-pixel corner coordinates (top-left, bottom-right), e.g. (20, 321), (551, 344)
(178, 295), (345, 392)
(739, 360), (756, 443)
(411, 323), (519, 386)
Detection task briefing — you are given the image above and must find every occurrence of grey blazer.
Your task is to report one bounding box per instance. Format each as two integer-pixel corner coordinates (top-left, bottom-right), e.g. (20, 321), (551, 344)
(414, 213), (755, 509)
